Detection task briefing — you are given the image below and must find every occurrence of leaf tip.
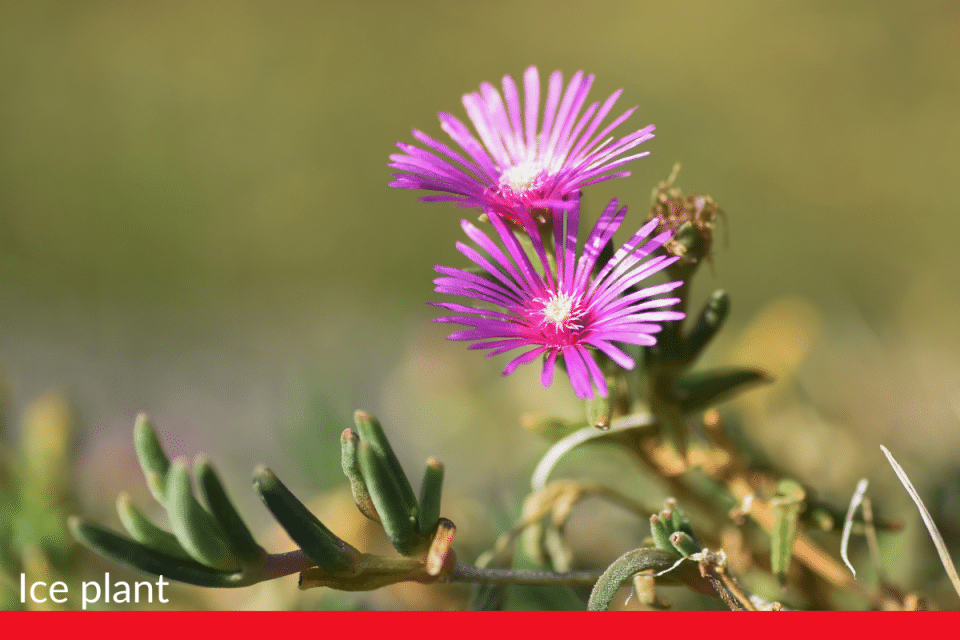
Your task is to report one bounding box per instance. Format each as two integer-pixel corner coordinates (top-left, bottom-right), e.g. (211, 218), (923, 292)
(252, 464), (273, 487)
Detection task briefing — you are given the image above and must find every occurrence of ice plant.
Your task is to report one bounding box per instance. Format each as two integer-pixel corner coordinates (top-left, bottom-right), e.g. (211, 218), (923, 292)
(389, 66), (655, 224)
(432, 199), (685, 399)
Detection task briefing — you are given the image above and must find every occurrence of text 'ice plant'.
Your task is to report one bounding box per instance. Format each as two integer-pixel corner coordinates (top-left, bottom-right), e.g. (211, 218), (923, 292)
(389, 67), (656, 224)
(432, 200), (686, 399)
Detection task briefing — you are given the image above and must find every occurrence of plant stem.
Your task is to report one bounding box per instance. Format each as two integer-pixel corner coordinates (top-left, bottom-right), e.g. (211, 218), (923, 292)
(264, 552), (602, 588)
(260, 549), (317, 581)
(449, 561), (601, 586)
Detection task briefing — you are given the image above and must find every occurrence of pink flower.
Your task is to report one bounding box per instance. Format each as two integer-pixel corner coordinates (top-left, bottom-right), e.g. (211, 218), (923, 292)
(432, 199), (685, 399)
(390, 67), (655, 224)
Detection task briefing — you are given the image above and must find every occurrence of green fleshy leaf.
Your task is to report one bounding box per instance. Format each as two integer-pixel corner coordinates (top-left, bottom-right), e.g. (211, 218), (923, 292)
(115, 493), (191, 561)
(69, 517), (247, 588)
(166, 458), (239, 571)
(664, 499), (700, 545)
(194, 455), (264, 565)
(670, 367), (773, 413)
(340, 429), (380, 522)
(134, 414), (171, 503)
(649, 514), (673, 552)
(144, 472), (165, 505)
(587, 548), (681, 611)
(417, 457), (444, 536)
(252, 466), (358, 575)
(666, 505), (684, 535)
(584, 391), (613, 431)
(669, 531), (702, 557)
(683, 290), (730, 365)
(652, 396), (689, 457)
(357, 441), (421, 555)
(771, 479), (806, 584)
(353, 411), (418, 514)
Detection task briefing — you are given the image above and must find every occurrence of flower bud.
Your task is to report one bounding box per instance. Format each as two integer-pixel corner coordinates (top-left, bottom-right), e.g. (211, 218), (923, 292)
(648, 163), (722, 269)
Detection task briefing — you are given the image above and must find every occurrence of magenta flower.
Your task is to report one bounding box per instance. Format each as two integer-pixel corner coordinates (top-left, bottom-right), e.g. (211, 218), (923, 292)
(389, 67), (655, 224)
(432, 200), (686, 399)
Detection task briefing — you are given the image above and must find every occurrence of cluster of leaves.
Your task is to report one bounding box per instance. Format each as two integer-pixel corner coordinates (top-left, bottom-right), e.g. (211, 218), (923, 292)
(71, 412), (456, 595)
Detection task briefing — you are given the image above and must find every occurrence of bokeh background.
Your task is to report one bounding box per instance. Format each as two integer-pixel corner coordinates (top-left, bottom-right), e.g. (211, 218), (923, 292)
(2, 1), (959, 609)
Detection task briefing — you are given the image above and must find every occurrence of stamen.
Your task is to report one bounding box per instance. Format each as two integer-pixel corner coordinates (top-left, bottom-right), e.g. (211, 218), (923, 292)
(539, 291), (585, 331)
(499, 161), (544, 195)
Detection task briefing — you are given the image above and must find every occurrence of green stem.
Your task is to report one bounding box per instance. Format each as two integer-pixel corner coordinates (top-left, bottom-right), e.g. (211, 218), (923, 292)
(448, 561), (600, 586)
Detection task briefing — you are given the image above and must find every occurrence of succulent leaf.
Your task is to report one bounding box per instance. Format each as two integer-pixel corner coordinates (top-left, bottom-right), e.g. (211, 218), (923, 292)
(253, 466), (359, 575)
(115, 492), (192, 562)
(356, 441), (420, 555)
(354, 411), (418, 513)
(670, 367), (773, 413)
(417, 457), (444, 536)
(133, 414), (171, 503)
(166, 458), (240, 571)
(69, 517), (247, 588)
(194, 455), (265, 565)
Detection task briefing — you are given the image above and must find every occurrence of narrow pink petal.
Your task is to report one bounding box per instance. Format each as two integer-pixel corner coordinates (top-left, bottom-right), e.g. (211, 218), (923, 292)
(590, 255), (680, 311)
(515, 208), (554, 290)
(430, 301), (516, 320)
(574, 107), (644, 163)
(540, 70), (564, 154)
(542, 71), (589, 168)
(459, 221), (532, 295)
(574, 199), (625, 291)
(580, 347), (609, 397)
(554, 100), (599, 163)
(567, 90), (624, 161)
(523, 66), (540, 153)
(552, 202), (581, 294)
(487, 210), (546, 295)
(563, 346), (593, 399)
(480, 81), (521, 163)
(589, 218), (660, 287)
(502, 72), (526, 159)
(438, 113), (501, 181)
(593, 294), (683, 323)
(540, 349), (558, 388)
(454, 240), (528, 297)
(462, 90), (511, 168)
(408, 131), (486, 181)
(434, 264), (521, 300)
(468, 338), (530, 352)
(503, 347), (548, 376)
(587, 339), (636, 369)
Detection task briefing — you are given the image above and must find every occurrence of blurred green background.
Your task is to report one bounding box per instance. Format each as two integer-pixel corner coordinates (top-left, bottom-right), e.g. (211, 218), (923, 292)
(2, 1), (960, 609)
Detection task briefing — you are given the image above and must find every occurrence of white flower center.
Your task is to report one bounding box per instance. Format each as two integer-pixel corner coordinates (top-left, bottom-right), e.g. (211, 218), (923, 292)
(499, 161), (544, 195)
(539, 291), (584, 331)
